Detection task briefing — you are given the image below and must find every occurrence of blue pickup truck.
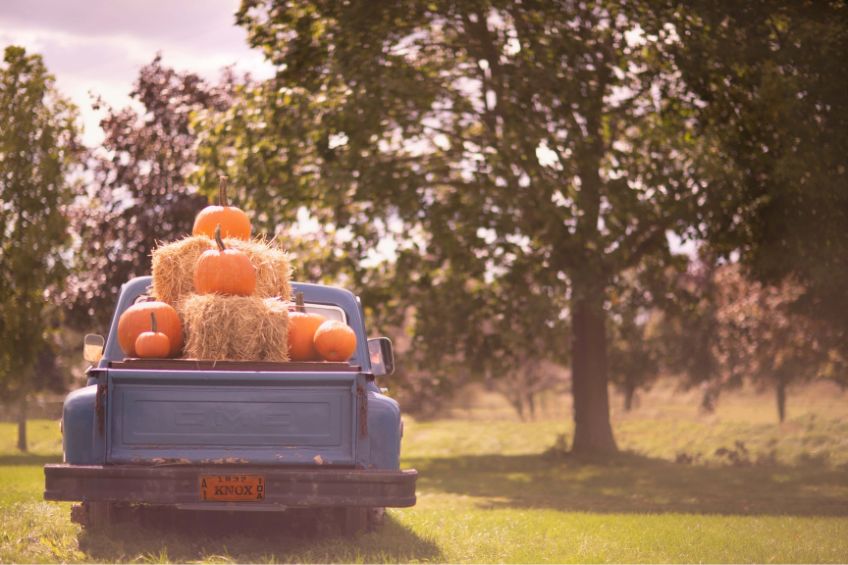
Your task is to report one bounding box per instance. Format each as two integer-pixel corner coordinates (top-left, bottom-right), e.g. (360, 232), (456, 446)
(44, 276), (416, 533)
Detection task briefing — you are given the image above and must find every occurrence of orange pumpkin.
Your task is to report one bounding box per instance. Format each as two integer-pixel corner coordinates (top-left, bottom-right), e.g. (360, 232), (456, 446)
(194, 224), (257, 296)
(192, 175), (251, 240)
(314, 320), (357, 362)
(135, 312), (171, 358)
(118, 299), (182, 357)
(287, 292), (325, 361)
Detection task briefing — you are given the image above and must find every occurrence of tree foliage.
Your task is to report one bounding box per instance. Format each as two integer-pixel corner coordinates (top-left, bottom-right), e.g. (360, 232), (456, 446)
(659, 251), (843, 421)
(0, 45), (82, 403)
(712, 264), (841, 422)
(662, 0), (848, 337)
(607, 265), (668, 412)
(194, 0), (713, 452)
(64, 56), (231, 331)
(656, 250), (725, 411)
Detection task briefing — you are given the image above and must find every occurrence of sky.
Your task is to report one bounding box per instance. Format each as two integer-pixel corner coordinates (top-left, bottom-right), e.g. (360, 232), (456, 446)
(0, 0), (274, 146)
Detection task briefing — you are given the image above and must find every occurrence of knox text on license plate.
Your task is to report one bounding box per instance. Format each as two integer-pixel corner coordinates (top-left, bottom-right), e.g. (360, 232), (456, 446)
(200, 475), (265, 501)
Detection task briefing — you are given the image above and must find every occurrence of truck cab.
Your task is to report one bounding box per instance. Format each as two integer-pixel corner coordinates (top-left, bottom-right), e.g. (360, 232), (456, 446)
(44, 276), (416, 533)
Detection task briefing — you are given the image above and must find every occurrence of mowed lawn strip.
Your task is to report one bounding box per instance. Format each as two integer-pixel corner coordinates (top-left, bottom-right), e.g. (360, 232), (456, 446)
(0, 402), (847, 563)
(394, 502), (848, 564)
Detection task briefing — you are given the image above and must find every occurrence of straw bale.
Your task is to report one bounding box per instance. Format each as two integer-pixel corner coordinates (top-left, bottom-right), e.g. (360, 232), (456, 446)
(152, 236), (292, 306)
(179, 294), (289, 361)
(151, 236), (212, 306)
(230, 237), (293, 301)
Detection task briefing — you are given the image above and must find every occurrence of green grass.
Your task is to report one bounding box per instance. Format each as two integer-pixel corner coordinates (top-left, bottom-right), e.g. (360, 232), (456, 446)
(1, 385), (847, 563)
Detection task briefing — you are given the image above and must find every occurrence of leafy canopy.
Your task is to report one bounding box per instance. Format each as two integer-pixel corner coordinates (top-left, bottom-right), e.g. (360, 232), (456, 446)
(0, 45), (82, 399)
(64, 57), (231, 331)
(662, 1), (848, 335)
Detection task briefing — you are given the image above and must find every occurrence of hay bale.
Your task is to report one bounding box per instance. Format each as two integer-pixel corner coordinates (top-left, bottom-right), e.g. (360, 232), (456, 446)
(179, 294), (289, 361)
(232, 237), (293, 300)
(152, 236), (212, 306)
(152, 236), (292, 305)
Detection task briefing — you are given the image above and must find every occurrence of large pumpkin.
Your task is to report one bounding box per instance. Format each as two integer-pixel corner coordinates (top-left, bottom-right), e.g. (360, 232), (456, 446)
(192, 175), (251, 240)
(313, 320), (357, 362)
(287, 292), (325, 361)
(194, 225), (257, 296)
(118, 299), (182, 357)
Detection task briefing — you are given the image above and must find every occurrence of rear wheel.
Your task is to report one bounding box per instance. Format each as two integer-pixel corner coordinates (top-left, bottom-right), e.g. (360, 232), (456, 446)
(71, 501), (116, 531)
(369, 507), (386, 530)
(338, 506), (385, 535)
(72, 501), (146, 531)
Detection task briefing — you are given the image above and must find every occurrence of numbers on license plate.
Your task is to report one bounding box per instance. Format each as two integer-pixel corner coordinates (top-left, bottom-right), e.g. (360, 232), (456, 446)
(200, 475), (265, 501)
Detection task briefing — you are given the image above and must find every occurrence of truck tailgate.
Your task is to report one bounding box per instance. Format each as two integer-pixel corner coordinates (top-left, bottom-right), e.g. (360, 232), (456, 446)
(106, 368), (360, 466)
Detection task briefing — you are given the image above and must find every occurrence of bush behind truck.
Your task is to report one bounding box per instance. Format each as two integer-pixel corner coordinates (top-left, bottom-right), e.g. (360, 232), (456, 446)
(43, 276), (417, 534)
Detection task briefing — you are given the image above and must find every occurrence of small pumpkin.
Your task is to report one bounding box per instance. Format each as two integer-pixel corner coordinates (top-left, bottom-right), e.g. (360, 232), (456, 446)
(118, 299), (182, 357)
(135, 312), (171, 358)
(192, 175), (251, 240)
(287, 292), (325, 361)
(314, 319), (357, 362)
(194, 224), (257, 296)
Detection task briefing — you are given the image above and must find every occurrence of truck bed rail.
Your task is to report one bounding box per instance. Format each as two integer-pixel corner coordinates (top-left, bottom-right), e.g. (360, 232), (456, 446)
(110, 360), (361, 372)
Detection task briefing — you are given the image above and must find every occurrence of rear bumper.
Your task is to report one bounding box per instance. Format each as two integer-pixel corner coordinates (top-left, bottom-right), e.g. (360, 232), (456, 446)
(44, 464), (417, 508)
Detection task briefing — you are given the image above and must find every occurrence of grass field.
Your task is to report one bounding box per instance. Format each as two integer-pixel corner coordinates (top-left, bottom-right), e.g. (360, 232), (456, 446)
(1, 382), (847, 563)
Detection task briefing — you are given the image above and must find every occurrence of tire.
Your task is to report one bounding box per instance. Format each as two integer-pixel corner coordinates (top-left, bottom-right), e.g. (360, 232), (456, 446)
(339, 507), (369, 536)
(369, 507), (386, 530)
(73, 501), (144, 531)
(72, 501), (113, 531)
(338, 506), (385, 535)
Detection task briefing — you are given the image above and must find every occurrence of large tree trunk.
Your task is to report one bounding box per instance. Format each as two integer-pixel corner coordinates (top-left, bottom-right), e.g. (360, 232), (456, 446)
(17, 397), (28, 453)
(776, 373), (787, 423)
(570, 284), (617, 454)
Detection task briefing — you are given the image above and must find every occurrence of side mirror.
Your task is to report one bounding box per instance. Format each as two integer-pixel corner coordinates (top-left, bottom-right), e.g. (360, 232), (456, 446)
(367, 337), (395, 376)
(83, 334), (105, 364)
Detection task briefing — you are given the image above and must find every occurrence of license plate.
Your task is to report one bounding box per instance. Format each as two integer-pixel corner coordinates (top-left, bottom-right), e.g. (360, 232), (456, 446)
(200, 475), (265, 502)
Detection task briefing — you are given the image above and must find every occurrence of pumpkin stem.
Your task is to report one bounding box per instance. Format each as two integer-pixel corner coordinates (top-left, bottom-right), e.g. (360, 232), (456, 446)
(218, 174), (229, 207)
(150, 312), (158, 334)
(295, 291), (306, 313)
(214, 224), (226, 251)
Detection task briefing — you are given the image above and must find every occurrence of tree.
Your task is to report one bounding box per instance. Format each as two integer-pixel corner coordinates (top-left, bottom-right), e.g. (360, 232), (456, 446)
(0, 46), (83, 450)
(657, 249), (726, 412)
(466, 275), (571, 421)
(607, 269), (663, 412)
(64, 56), (231, 331)
(196, 0), (709, 453)
(713, 265), (838, 423)
(659, 251), (843, 422)
(661, 1), (848, 339)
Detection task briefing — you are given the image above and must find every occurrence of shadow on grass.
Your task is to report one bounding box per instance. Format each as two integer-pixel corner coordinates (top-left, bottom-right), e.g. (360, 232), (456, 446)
(0, 453), (62, 466)
(78, 511), (441, 563)
(408, 451), (848, 517)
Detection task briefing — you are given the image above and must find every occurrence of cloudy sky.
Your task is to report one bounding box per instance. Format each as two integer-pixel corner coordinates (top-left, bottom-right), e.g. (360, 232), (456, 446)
(0, 0), (274, 145)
